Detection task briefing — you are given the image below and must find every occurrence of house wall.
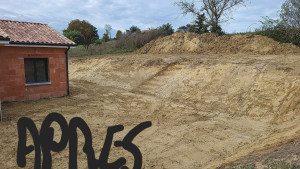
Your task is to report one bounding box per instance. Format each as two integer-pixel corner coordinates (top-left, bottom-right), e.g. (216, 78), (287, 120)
(0, 46), (68, 102)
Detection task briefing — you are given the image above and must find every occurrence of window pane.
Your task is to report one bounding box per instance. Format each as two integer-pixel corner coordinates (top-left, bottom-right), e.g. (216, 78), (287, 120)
(24, 59), (35, 83)
(36, 59), (47, 82)
(24, 58), (49, 83)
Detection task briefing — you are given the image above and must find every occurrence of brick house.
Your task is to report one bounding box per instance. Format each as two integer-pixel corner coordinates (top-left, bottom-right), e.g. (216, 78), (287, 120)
(0, 20), (76, 102)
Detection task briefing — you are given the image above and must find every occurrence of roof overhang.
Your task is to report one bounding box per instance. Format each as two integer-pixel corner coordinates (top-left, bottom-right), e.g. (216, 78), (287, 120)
(2, 42), (77, 48)
(0, 36), (10, 44)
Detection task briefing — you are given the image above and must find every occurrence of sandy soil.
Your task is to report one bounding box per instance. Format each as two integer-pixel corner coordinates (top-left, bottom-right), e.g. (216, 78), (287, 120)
(137, 32), (300, 55)
(1, 53), (300, 169)
(220, 137), (300, 168)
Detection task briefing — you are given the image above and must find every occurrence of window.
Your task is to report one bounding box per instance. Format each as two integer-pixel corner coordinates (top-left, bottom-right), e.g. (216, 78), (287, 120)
(24, 58), (49, 84)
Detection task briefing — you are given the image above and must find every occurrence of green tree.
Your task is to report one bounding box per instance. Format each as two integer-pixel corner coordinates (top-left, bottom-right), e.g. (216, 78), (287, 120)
(116, 30), (123, 40)
(193, 14), (209, 34)
(63, 30), (83, 45)
(159, 23), (174, 35)
(211, 24), (224, 35)
(102, 33), (109, 42)
(65, 19), (99, 49)
(127, 25), (141, 33)
(175, 0), (247, 35)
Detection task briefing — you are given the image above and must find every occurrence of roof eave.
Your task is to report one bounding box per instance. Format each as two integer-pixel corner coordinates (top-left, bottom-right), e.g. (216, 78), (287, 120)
(8, 41), (77, 47)
(0, 37), (10, 44)
(0, 40), (10, 45)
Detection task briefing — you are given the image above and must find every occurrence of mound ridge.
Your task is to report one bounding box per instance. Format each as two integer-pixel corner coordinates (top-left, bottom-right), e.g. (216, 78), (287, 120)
(137, 32), (300, 55)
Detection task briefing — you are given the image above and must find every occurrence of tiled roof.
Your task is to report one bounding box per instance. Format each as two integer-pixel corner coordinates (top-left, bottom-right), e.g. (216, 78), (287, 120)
(0, 20), (76, 46)
(0, 27), (9, 39)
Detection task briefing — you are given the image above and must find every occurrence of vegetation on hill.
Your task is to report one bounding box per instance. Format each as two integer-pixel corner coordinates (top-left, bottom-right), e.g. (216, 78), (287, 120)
(68, 28), (167, 57)
(242, 0), (300, 47)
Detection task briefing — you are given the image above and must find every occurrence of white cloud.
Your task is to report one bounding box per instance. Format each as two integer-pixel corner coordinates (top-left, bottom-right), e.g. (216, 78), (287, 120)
(84, 0), (99, 8)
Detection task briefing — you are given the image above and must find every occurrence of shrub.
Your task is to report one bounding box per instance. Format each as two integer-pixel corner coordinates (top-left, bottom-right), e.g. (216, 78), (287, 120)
(94, 39), (102, 45)
(254, 27), (300, 47)
(63, 30), (83, 45)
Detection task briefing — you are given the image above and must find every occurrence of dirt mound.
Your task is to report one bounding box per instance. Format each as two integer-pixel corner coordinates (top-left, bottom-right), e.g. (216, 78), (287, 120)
(137, 32), (300, 55)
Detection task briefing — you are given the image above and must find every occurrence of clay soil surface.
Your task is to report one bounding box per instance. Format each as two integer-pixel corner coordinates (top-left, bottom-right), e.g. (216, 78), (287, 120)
(1, 53), (300, 169)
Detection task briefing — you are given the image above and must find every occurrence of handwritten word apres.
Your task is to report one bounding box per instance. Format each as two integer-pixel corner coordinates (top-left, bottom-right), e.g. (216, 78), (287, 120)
(17, 112), (152, 169)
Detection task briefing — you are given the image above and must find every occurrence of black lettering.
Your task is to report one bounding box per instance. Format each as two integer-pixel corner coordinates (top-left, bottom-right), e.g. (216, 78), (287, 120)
(17, 112), (152, 169)
(98, 125), (126, 169)
(115, 121), (152, 169)
(69, 117), (96, 169)
(40, 112), (69, 169)
(17, 117), (41, 169)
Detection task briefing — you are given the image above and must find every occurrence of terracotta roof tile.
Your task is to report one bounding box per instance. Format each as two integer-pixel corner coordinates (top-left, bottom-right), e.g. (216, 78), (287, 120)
(0, 27), (9, 39)
(0, 20), (76, 46)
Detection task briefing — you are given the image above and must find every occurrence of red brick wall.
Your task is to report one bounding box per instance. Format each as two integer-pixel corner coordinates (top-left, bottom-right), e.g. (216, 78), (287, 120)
(0, 46), (68, 102)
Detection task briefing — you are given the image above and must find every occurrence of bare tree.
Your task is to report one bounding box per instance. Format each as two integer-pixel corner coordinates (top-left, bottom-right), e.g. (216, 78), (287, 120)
(104, 24), (112, 39)
(280, 0), (300, 28)
(175, 0), (247, 34)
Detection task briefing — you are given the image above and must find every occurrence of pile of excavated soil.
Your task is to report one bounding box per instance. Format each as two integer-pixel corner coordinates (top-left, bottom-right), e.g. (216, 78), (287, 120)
(137, 32), (300, 55)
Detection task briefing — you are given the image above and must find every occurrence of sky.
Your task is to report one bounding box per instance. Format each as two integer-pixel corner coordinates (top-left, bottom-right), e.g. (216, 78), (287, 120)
(0, 0), (285, 38)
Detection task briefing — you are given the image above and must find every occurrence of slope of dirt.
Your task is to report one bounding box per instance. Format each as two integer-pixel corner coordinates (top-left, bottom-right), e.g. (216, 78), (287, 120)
(137, 32), (300, 55)
(1, 53), (300, 169)
(70, 54), (300, 169)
